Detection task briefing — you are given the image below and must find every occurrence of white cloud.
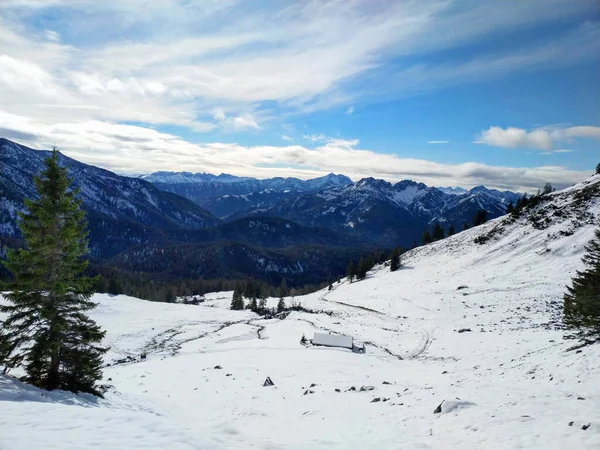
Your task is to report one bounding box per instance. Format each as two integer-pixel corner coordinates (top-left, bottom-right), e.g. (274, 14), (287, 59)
(0, 1), (597, 132)
(1, 110), (589, 193)
(303, 134), (327, 143)
(346, 106), (354, 115)
(281, 135), (292, 141)
(427, 140), (449, 144)
(565, 126), (600, 140)
(44, 30), (60, 42)
(231, 114), (260, 130)
(475, 125), (600, 150)
(212, 109), (260, 130)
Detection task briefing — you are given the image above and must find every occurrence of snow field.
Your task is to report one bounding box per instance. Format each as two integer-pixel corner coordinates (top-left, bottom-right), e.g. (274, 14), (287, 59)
(1, 175), (600, 449)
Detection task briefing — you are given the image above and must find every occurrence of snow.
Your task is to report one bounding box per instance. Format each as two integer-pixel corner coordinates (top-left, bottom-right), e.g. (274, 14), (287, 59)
(1, 176), (600, 449)
(389, 184), (425, 205)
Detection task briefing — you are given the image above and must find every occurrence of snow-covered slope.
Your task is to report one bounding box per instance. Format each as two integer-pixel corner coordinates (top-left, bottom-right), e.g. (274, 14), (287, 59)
(1, 176), (599, 449)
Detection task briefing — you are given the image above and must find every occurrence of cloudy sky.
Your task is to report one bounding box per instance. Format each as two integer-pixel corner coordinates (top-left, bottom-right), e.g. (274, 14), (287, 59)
(1, 0), (599, 191)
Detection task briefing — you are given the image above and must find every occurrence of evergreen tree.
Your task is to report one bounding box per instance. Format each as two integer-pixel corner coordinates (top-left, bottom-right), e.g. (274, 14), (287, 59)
(96, 276), (108, 293)
(432, 223), (445, 241)
(421, 229), (432, 245)
(448, 224), (456, 236)
(563, 228), (600, 343)
(542, 182), (553, 195)
(472, 209), (488, 227)
(259, 295), (267, 311)
(164, 286), (176, 303)
(277, 297), (286, 314)
(390, 247), (402, 272)
(596, 162), (600, 175)
(356, 257), (368, 280)
(346, 261), (356, 283)
(107, 273), (121, 296)
(0, 147), (107, 395)
(278, 278), (288, 297)
(248, 296), (258, 312)
(230, 288), (244, 310)
(462, 221), (469, 231)
(506, 202), (514, 214)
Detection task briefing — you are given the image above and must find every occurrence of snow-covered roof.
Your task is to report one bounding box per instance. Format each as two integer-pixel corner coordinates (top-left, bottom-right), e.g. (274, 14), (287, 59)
(312, 332), (353, 349)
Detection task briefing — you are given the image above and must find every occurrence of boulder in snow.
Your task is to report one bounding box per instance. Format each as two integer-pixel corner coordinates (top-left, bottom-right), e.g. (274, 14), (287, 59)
(434, 399), (476, 414)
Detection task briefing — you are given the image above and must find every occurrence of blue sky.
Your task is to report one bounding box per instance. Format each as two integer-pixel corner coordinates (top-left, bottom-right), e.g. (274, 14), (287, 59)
(0, 0), (599, 191)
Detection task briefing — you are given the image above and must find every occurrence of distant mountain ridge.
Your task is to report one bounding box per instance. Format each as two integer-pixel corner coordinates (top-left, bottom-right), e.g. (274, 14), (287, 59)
(142, 171), (353, 217)
(0, 139), (218, 252)
(0, 138), (371, 286)
(143, 171), (520, 228)
(1, 138), (523, 285)
(228, 177), (522, 247)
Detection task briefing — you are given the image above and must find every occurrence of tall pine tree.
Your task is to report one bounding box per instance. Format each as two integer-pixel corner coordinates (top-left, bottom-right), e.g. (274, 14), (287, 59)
(0, 147), (107, 395)
(277, 297), (286, 314)
(390, 247), (402, 272)
(346, 261), (356, 283)
(356, 257), (368, 280)
(230, 288), (244, 310)
(472, 209), (488, 227)
(432, 223), (445, 241)
(563, 227), (600, 344)
(422, 229), (432, 245)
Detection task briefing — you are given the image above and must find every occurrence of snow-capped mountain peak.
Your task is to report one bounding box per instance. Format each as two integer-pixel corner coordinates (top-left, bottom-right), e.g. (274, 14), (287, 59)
(437, 186), (468, 195)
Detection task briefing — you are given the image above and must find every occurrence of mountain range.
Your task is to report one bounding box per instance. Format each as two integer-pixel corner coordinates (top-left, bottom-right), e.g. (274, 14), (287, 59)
(145, 171), (521, 247)
(1, 138), (522, 284)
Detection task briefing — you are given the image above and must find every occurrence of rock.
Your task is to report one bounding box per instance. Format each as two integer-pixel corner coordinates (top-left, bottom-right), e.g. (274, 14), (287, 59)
(226, 373), (232, 377)
(434, 399), (475, 414)
(382, 381), (392, 385)
(458, 328), (472, 333)
(382, 397), (390, 402)
(582, 424), (590, 431)
(457, 285), (469, 290)
(140, 353), (147, 360)
(371, 397), (381, 403)
(263, 377), (274, 387)
(348, 386), (356, 392)
(335, 388), (341, 392)
(310, 383), (317, 388)
(577, 397), (585, 400)
(214, 365), (222, 370)
(576, 350), (582, 354)
(568, 421), (574, 426)
(107, 378), (112, 382)
(303, 389), (315, 396)
(442, 371), (448, 375)
(360, 385), (375, 392)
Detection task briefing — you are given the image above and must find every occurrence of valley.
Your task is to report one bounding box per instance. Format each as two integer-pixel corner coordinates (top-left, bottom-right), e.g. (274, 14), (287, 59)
(2, 174), (598, 449)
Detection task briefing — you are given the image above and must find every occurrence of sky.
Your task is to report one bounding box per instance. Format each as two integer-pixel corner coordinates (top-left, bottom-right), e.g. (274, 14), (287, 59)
(1, 0), (599, 192)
